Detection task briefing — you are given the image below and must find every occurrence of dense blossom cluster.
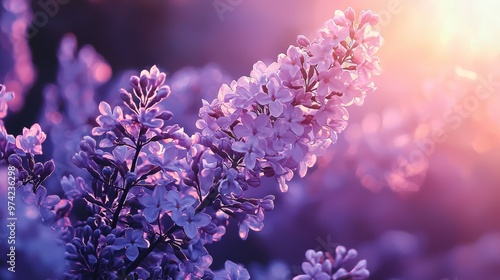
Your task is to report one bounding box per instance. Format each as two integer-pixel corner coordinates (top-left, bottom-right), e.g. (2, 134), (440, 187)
(197, 8), (382, 192)
(1, 7), (381, 279)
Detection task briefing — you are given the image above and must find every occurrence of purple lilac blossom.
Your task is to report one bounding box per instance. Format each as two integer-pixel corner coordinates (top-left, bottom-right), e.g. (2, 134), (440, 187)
(197, 8), (382, 193)
(0, 7), (381, 279)
(56, 7), (381, 279)
(294, 247), (369, 280)
(0, 90), (64, 279)
(112, 228), (150, 261)
(60, 7), (381, 277)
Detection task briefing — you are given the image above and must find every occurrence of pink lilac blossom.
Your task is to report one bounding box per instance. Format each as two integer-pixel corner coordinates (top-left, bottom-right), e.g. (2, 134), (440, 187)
(15, 123), (46, 155)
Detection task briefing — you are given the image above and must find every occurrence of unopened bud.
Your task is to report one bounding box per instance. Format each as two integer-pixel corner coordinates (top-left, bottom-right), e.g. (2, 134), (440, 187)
(33, 162), (44, 176)
(345, 7), (355, 22)
(7, 154), (22, 168)
(44, 160), (55, 174)
(129, 76), (140, 88)
(297, 35), (310, 48)
(156, 111), (173, 121)
(157, 85), (171, 99)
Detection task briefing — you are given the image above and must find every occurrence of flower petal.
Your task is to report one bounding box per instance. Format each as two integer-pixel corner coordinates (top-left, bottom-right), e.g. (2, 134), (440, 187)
(41, 195), (61, 207)
(184, 223), (197, 239)
(126, 245), (139, 261)
(131, 229), (144, 241)
(134, 239), (149, 249)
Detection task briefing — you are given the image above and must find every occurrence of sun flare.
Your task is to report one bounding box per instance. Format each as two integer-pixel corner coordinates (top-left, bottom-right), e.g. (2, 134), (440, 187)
(436, 0), (500, 55)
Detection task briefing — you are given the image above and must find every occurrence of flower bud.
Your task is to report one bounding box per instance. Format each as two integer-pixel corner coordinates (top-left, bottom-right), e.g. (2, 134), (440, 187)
(83, 225), (93, 240)
(345, 7), (355, 22)
(43, 160), (55, 176)
(71, 237), (84, 248)
(71, 153), (85, 169)
(92, 229), (101, 241)
(129, 75), (140, 89)
(139, 74), (149, 89)
(56, 200), (72, 217)
(120, 89), (133, 102)
(297, 35), (310, 48)
(105, 234), (116, 245)
(33, 162), (44, 176)
(113, 258), (125, 269)
(18, 170), (29, 181)
(66, 243), (78, 255)
(100, 247), (113, 258)
(86, 243), (96, 254)
(240, 202), (255, 212)
(80, 136), (96, 154)
(100, 225), (112, 235)
(102, 166), (113, 178)
(156, 111), (173, 121)
(157, 85), (171, 100)
(154, 72), (166, 88)
(126, 172), (137, 185)
(7, 154), (22, 168)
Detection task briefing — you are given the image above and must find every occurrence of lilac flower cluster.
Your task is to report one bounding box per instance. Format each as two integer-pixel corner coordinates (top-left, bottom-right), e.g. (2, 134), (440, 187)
(197, 8), (382, 192)
(64, 65), (253, 278)
(0, 86), (57, 224)
(294, 247), (369, 280)
(1, 7), (382, 279)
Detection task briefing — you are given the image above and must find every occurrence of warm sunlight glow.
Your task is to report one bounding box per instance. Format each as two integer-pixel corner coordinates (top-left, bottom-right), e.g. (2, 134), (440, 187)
(436, 0), (500, 56)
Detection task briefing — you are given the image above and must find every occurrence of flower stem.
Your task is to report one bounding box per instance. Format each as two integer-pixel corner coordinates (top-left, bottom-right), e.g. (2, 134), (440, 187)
(111, 138), (143, 229)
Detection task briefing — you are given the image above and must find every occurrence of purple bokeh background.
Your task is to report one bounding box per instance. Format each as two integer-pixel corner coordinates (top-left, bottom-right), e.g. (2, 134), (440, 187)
(1, 0), (500, 279)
